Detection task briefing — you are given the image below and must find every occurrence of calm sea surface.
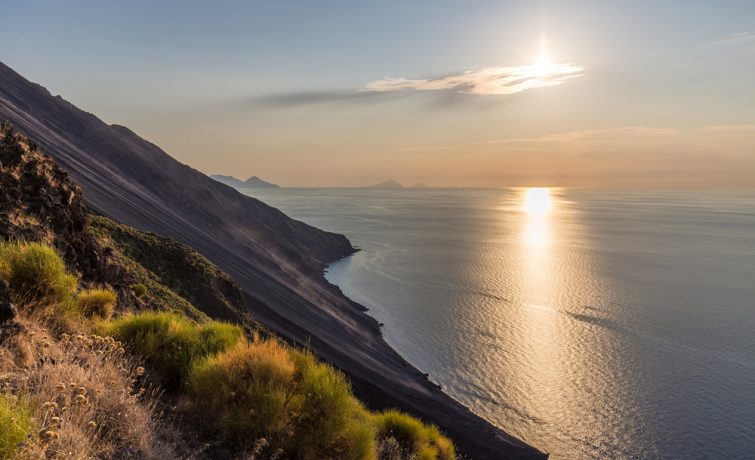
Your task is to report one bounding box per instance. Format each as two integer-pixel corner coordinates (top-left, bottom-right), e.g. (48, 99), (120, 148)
(240, 188), (755, 459)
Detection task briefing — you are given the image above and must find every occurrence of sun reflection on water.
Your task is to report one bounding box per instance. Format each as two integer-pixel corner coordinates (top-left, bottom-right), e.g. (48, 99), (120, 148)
(522, 188), (553, 247)
(523, 188), (553, 215)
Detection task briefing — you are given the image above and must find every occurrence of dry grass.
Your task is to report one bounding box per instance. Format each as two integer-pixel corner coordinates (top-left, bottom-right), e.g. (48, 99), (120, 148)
(76, 288), (117, 319)
(0, 392), (33, 458)
(0, 316), (176, 459)
(0, 241), (77, 307)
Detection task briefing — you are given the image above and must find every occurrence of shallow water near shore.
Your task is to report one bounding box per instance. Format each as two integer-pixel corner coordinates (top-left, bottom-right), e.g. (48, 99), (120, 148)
(241, 187), (755, 459)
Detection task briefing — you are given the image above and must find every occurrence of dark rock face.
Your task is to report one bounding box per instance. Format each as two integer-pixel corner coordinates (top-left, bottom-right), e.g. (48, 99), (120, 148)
(0, 277), (21, 342)
(0, 301), (17, 324)
(0, 124), (250, 326)
(0, 278), (17, 323)
(0, 62), (545, 459)
(0, 122), (111, 281)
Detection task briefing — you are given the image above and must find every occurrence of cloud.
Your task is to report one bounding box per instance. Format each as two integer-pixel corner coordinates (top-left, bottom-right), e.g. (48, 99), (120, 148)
(698, 124), (755, 133)
(711, 32), (755, 47)
(255, 89), (393, 107)
(364, 63), (585, 96)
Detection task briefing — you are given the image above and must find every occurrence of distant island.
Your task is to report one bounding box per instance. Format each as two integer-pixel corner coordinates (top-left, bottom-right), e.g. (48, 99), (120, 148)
(366, 180), (430, 189)
(210, 174), (280, 189)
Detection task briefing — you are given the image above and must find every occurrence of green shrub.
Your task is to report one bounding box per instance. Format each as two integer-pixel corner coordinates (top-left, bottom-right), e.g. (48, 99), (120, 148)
(0, 393), (33, 459)
(189, 339), (295, 443)
(130, 283), (148, 298)
(373, 410), (455, 460)
(76, 288), (117, 319)
(0, 241), (77, 306)
(287, 350), (376, 459)
(189, 340), (376, 459)
(98, 312), (243, 390)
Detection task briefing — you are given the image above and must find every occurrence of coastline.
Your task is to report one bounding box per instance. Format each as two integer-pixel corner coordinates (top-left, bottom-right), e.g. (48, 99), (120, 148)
(314, 249), (547, 459)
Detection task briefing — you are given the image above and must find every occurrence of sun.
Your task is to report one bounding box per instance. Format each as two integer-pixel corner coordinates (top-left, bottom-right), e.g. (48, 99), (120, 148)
(532, 55), (552, 76)
(523, 188), (552, 214)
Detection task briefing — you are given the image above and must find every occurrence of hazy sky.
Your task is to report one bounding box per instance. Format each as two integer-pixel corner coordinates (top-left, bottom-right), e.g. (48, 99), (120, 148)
(3, 0), (755, 187)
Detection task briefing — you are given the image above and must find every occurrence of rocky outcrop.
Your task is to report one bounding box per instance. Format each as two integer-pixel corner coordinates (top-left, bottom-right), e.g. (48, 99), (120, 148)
(0, 123), (251, 326)
(0, 122), (115, 282)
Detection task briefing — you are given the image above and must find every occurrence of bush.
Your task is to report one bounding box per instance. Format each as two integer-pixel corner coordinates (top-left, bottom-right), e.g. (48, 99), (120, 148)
(0, 241), (77, 306)
(287, 350), (376, 459)
(0, 392), (33, 459)
(373, 410), (455, 460)
(188, 339), (376, 459)
(189, 339), (296, 443)
(97, 312), (243, 390)
(76, 288), (117, 319)
(130, 283), (148, 298)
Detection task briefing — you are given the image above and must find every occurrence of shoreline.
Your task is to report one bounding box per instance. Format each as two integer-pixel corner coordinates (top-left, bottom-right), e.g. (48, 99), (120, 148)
(315, 249), (547, 459)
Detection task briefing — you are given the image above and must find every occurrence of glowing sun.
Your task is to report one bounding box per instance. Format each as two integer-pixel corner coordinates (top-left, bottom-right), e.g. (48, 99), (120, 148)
(532, 55), (553, 76)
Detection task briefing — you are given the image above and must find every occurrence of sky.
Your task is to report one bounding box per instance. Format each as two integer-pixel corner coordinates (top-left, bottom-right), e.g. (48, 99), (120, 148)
(2, 0), (755, 187)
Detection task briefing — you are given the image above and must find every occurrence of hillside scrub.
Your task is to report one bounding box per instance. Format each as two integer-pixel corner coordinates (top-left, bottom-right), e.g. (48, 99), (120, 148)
(129, 283), (147, 298)
(96, 312), (244, 391)
(0, 242), (455, 459)
(188, 340), (377, 459)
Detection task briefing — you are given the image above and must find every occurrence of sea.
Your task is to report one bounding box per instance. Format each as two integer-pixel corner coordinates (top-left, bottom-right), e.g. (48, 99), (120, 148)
(240, 187), (755, 459)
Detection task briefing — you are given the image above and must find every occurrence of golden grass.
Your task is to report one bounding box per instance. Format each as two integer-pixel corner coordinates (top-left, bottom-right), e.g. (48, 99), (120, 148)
(373, 410), (455, 460)
(0, 392), (33, 458)
(188, 338), (377, 459)
(0, 317), (175, 459)
(0, 241), (77, 307)
(76, 288), (117, 319)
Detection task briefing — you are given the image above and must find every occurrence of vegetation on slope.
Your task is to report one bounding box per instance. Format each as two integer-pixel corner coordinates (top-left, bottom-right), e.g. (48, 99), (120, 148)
(89, 215), (249, 325)
(0, 244), (175, 458)
(0, 123), (454, 459)
(0, 242), (454, 459)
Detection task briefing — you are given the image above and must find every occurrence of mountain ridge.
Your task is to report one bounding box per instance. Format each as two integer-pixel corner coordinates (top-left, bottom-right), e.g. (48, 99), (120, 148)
(367, 180), (404, 189)
(211, 174), (280, 189)
(0, 61), (544, 459)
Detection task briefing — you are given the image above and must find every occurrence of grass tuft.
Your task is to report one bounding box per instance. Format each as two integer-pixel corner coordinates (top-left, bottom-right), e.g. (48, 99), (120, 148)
(129, 283), (148, 298)
(76, 288), (117, 319)
(0, 392), (33, 459)
(374, 410), (455, 460)
(0, 241), (77, 306)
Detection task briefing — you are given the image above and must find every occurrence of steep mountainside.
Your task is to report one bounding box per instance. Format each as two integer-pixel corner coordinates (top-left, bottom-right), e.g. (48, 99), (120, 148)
(0, 61), (544, 459)
(0, 122), (250, 325)
(90, 214), (251, 325)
